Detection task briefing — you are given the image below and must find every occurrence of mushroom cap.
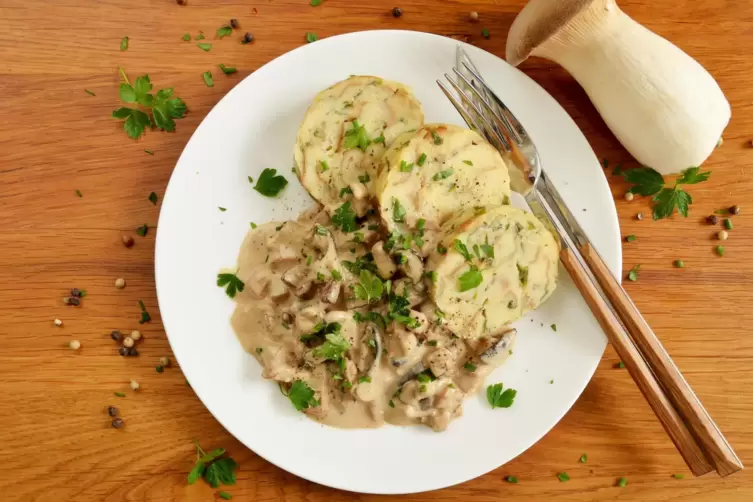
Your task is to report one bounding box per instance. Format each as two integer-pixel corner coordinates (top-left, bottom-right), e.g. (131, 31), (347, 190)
(506, 0), (602, 66)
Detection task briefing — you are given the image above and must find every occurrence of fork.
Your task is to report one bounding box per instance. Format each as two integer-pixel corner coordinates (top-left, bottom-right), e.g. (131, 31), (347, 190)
(437, 46), (742, 477)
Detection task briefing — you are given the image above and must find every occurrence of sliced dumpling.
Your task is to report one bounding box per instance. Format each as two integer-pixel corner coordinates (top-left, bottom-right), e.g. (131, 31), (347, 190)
(427, 206), (559, 339)
(375, 124), (511, 254)
(293, 76), (424, 216)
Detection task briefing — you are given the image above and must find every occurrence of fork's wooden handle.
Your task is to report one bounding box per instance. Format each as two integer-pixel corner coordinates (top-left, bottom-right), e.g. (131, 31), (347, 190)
(560, 248), (714, 476)
(580, 243), (743, 477)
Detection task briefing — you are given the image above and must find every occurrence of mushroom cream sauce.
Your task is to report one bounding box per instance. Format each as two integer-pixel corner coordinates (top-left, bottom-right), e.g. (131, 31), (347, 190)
(229, 77), (558, 432)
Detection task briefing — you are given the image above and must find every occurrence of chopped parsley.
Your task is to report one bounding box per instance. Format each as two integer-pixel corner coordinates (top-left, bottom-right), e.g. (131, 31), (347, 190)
(320, 160), (329, 172)
(391, 198), (406, 223)
(486, 382), (517, 408)
(417, 153), (427, 166)
(557, 472), (570, 482)
(148, 192), (158, 205)
(144, 149), (154, 155)
(250, 222), (257, 229)
(186, 441), (237, 489)
(358, 376), (372, 384)
(343, 120), (370, 151)
(202, 71), (214, 87)
(617, 477), (628, 488)
(579, 453), (588, 463)
(462, 160), (473, 166)
(505, 476), (518, 484)
(137, 299), (151, 324)
(373, 134), (385, 144)
(431, 130), (443, 145)
(217, 272), (245, 298)
(331, 201), (357, 232)
(219, 492), (232, 500)
(454, 239), (472, 261)
(432, 169), (454, 181)
(85, 89), (96, 96)
(358, 174), (370, 183)
(120, 36), (129, 51)
(253, 168), (288, 197)
(550, 324), (557, 332)
(352, 270), (384, 303)
(218, 64), (237, 75)
(197, 42), (213, 52)
(136, 224), (148, 237)
(287, 380), (320, 411)
(463, 362), (477, 372)
(716, 245), (725, 257)
(458, 267), (482, 292)
(305, 32), (318, 43)
(331, 269), (342, 280)
(627, 264), (640, 281)
(312, 330), (350, 361)
(437, 243), (447, 255)
(339, 186), (353, 198)
(399, 160), (414, 173)
(517, 263), (529, 285)
(481, 28), (490, 39)
(672, 474), (685, 479)
(75, 189), (83, 198)
(625, 234), (636, 242)
(218, 207), (226, 212)
(182, 33), (191, 41)
(216, 25), (233, 39)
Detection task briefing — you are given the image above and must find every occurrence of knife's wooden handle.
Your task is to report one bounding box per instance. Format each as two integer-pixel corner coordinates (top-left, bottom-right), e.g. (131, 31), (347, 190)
(579, 243), (743, 477)
(560, 248), (714, 476)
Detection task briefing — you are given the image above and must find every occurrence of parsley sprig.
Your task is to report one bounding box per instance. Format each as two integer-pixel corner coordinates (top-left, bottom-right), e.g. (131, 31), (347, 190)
(331, 201), (357, 232)
(217, 272), (245, 298)
(187, 440), (238, 489)
(352, 270), (383, 303)
(253, 168), (288, 197)
(287, 380), (320, 411)
(623, 166), (710, 220)
(112, 68), (187, 139)
(486, 383), (517, 408)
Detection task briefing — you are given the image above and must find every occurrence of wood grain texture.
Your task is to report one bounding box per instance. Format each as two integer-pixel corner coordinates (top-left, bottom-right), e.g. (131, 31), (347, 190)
(0, 0), (752, 501)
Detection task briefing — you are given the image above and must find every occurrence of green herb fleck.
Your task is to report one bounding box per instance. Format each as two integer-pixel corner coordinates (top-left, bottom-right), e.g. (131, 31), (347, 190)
(217, 25), (233, 39)
(716, 245), (725, 257)
(557, 472), (570, 482)
(617, 477), (628, 488)
(399, 160), (414, 173)
(579, 453), (587, 463)
(627, 264), (640, 281)
(431, 130), (443, 145)
(616, 361), (625, 369)
(486, 382), (517, 408)
(674, 259), (684, 268)
(505, 476), (518, 484)
(458, 267), (482, 292)
(217, 272), (245, 299)
(462, 160), (473, 166)
(432, 169), (454, 181)
(672, 473), (685, 479)
(625, 234), (636, 242)
(517, 263), (529, 285)
(202, 71), (214, 87)
(287, 380), (319, 411)
(182, 33), (191, 41)
(305, 32), (318, 43)
(114, 392), (126, 397)
(75, 189), (83, 198)
(417, 153), (427, 166)
(391, 198), (406, 223)
(358, 375), (372, 384)
(85, 89), (96, 96)
(219, 492), (232, 500)
(195, 33), (205, 40)
(311, 0), (323, 5)
(550, 324), (557, 332)
(253, 168), (288, 197)
(197, 42), (213, 52)
(481, 28), (490, 39)
(331, 201), (357, 232)
(136, 224), (148, 237)
(250, 222), (257, 229)
(343, 120), (370, 151)
(120, 36), (129, 51)
(148, 192), (158, 205)
(724, 218), (733, 230)
(464, 362), (477, 372)
(218, 64), (238, 75)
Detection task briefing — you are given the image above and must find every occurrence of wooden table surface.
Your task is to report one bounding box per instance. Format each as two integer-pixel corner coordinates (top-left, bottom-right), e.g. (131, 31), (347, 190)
(1, 0), (752, 500)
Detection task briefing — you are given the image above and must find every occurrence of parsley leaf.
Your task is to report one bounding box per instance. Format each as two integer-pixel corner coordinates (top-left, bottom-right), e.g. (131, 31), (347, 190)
(676, 166), (711, 184)
(138, 300), (151, 324)
(624, 167), (665, 196)
(305, 32), (318, 43)
(399, 160), (414, 173)
(331, 201), (357, 232)
(288, 380), (320, 410)
(120, 36), (129, 51)
(151, 87), (187, 132)
(187, 440), (238, 489)
(311, 0), (323, 5)
(627, 264), (640, 281)
(203, 71), (214, 87)
(486, 383), (517, 408)
(517, 263), (529, 285)
(112, 69), (186, 138)
(218, 64), (237, 75)
(557, 472), (570, 482)
(197, 42), (212, 52)
(458, 267), (482, 292)
(352, 270), (383, 303)
(312, 331), (350, 361)
(480, 243), (494, 258)
(453, 239), (472, 261)
(432, 169), (454, 181)
(253, 168), (288, 197)
(652, 186), (692, 219)
(219, 492), (232, 500)
(343, 120), (370, 151)
(182, 33), (191, 41)
(417, 153), (427, 166)
(136, 224), (148, 237)
(217, 272), (245, 298)
(216, 25), (233, 39)
(391, 198), (406, 223)
(431, 130), (443, 145)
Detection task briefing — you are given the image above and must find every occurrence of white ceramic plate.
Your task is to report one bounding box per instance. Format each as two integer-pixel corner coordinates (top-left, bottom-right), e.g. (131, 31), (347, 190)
(156, 30), (620, 495)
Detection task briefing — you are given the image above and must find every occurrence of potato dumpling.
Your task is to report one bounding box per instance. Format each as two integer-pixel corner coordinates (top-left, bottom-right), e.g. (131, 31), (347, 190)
(427, 206), (559, 339)
(375, 124), (511, 254)
(294, 76), (424, 216)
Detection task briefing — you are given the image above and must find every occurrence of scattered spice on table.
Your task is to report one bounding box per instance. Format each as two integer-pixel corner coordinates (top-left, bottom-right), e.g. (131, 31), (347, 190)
(156, 365), (164, 373)
(123, 336), (134, 348)
(673, 259), (685, 268)
(195, 32), (205, 40)
(177, 0), (187, 5)
(219, 492), (232, 500)
(216, 25), (233, 39)
(219, 64), (237, 75)
(136, 224), (148, 237)
(130, 379), (140, 390)
(557, 472), (570, 482)
(115, 278), (126, 289)
(54, 318), (63, 326)
(672, 473), (685, 479)
(624, 191), (634, 201)
(716, 245), (725, 257)
(636, 212), (643, 221)
(110, 330), (121, 341)
(729, 204), (740, 215)
(122, 235), (135, 248)
(131, 330), (142, 341)
(160, 356), (171, 367)
(85, 89), (96, 96)
(241, 33), (254, 45)
(120, 36), (129, 51)
(305, 32), (318, 43)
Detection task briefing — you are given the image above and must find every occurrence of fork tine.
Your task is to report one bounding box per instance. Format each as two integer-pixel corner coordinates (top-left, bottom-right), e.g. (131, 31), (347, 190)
(461, 62), (527, 144)
(436, 79), (487, 139)
(440, 75), (511, 153)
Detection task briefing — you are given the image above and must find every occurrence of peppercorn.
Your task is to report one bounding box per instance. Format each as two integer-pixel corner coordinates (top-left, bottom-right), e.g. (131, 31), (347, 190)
(241, 32), (254, 45)
(706, 215), (719, 225)
(122, 235), (134, 248)
(71, 288), (82, 297)
(119, 346), (128, 356)
(176, 0), (187, 5)
(624, 192), (634, 202)
(54, 318), (63, 326)
(469, 11), (479, 22)
(112, 418), (125, 429)
(69, 340), (81, 350)
(130, 379), (140, 391)
(636, 212), (643, 221)
(716, 137), (723, 148)
(127, 347), (139, 357)
(108, 406), (118, 417)
(63, 296), (81, 306)
(130, 330), (142, 341)
(156, 365), (164, 373)
(230, 19), (239, 29)
(115, 278), (126, 289)
(110, 330), (121, 341)
(159, 356), (171, 367)
(392, 7), (403, 17)
(729, 205), (740, 215)
(123, 336), (134, 348)
(718, 230), (728, 241)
